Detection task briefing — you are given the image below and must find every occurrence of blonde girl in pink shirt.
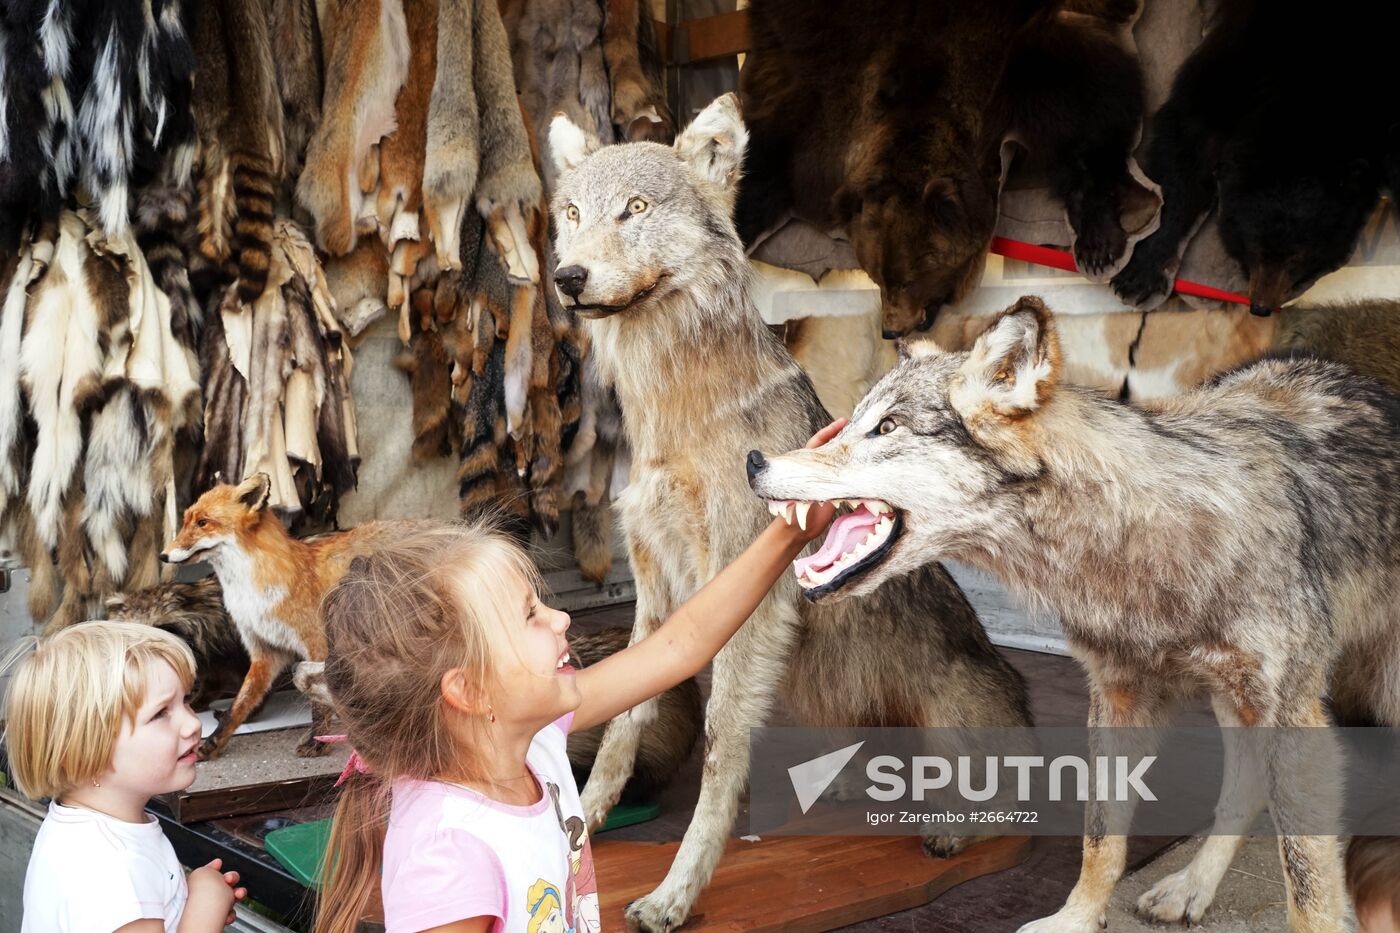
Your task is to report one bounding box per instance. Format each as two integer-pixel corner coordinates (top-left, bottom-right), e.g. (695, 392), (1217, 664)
(313, 423), (845, 933)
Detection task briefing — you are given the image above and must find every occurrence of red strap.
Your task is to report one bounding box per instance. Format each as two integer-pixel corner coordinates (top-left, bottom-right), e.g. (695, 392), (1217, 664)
(989, 237), (1251, 307)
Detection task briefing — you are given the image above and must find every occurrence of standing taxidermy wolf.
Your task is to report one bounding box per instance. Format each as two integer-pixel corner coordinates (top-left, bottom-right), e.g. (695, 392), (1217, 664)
(547, 94), (1030, 932)
(748, 295), (1400, 933)
(160, 473), (410, 760)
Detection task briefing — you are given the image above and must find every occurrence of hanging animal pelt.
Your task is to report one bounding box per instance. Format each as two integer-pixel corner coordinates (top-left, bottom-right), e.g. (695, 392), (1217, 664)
(269, 0), (325, 195)
(194, 0), (286, 304)
(502, 0), (615, 192)
(0, 0), (197, 244)
(603, 0), (673, 143)
(297, 0), (410, 255)
(5, 208), (199, 629)
(196, 220), (359, 526)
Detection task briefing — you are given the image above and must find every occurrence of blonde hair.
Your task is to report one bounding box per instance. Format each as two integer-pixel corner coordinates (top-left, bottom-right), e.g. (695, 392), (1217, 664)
(3, 620), (195, 800)
(526, 879), (564, 933)
(315, 520), (543, 933)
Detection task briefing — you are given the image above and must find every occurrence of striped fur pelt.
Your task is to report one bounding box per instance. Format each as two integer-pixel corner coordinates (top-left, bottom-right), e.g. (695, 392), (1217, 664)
(0, 0), (197, 244)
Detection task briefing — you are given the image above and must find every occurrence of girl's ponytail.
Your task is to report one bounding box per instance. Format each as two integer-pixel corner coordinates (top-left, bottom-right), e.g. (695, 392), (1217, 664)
(315, 776), (389, 933)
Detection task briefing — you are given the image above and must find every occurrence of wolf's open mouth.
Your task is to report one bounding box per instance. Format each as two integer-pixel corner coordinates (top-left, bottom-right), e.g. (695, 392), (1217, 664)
(570, 277), (665, 318)
(767, 499), (901, 598)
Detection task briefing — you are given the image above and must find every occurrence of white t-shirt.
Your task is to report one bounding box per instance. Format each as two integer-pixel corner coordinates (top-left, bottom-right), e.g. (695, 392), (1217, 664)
(23, 800), (187, 933)
(381, 712), (600, 933)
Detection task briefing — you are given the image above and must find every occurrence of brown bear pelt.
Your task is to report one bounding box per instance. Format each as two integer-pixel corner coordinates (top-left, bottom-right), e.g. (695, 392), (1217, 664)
(738, 0), (1147, 336)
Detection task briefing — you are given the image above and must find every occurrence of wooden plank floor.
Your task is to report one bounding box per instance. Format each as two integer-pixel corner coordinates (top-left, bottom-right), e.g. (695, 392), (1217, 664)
(597, 835), (1031, 933)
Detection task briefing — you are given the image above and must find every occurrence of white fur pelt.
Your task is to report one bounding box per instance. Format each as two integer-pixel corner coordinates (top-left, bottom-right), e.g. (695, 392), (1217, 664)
(21, 213), (104, 550)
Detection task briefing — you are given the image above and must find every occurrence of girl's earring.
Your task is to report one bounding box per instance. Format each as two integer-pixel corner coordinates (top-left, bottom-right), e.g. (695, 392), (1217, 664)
(488, 707), (496, 724)
(92, 780), (100, 788)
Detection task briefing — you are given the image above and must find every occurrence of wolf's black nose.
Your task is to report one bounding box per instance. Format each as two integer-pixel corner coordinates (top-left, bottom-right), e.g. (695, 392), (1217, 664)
(158, 552), (169, 563)
(1248, 301), (1274, 318)
(555, 265), (589, 299)
(746, 449), (767, 483)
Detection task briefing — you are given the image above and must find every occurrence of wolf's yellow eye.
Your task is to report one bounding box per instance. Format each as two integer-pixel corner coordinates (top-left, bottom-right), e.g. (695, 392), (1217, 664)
(877, 417), (897, 435)
(566, 204), (579, 222)
(627, 197), (648, 215)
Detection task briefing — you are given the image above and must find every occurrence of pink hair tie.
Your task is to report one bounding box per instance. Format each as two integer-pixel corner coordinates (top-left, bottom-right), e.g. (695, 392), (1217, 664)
(316, 734), (371, 787)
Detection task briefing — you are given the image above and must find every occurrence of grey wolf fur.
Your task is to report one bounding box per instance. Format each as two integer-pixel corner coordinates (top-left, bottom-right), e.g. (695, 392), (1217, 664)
(566, 626), (702, 805)
(748, 296), (1400, 932)
(105, 576), (260, 712)
(548, 95), (1031, 932)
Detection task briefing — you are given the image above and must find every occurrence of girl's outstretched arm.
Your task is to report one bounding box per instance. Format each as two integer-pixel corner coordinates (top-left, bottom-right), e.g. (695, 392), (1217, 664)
(570, 419), (845, 733)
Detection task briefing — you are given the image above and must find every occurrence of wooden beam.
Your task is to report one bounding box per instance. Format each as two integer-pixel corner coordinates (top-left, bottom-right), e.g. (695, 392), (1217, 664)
(654, 9), (751, 66)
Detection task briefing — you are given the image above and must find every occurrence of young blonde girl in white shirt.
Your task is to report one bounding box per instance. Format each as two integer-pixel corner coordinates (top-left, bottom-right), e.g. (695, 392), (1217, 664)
(6, 621), (247, 932)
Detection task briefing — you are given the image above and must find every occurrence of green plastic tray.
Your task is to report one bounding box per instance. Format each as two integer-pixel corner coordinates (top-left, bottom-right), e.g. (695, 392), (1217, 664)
(264, 800), (661, 888)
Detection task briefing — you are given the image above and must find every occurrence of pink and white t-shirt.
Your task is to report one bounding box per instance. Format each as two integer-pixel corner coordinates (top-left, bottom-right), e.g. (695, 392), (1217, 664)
(381, 713), (600, 933)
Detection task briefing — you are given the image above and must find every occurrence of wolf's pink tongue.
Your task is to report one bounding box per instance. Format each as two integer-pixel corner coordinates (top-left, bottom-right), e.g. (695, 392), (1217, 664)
(794, 507), (879, 575)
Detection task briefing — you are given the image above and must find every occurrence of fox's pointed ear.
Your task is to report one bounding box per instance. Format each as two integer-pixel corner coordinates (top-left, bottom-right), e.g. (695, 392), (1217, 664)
(895, 337), (946, 362)
(950, 296), (1059, 421)
(548, 112), (598, 177)
(236, 473), (272, 512)
(674, 93), (748, 191)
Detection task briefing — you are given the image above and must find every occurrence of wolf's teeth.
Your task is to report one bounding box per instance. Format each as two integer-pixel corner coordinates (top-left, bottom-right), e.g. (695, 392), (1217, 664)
(781, 501), (795, 525)
(865, 500), (892, 516)
(878, 515), (893, 532)
(795, 501), (811, 530)
(768, 501), (781, 518)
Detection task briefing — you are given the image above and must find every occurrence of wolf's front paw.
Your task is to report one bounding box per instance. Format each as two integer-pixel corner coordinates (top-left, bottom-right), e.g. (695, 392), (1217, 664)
(1136, 866), (1216, 924)
(580, 783), (614, 832)
(624, 888), (693, 933)
(196, 736), (224, 762)
(1016, 907), (1106, 933)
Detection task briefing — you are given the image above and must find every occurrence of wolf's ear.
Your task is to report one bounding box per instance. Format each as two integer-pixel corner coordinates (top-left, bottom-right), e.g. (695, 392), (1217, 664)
(674, 93), (748, 191)
(548, 112), (598, 177)
(950, 297), (1059, 421)
(236, 473), (272, 512)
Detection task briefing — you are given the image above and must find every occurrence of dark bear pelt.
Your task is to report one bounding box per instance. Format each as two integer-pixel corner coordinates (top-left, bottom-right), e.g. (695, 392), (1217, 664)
(105, 576), (290, 712)
(566, 626), (703, 805)
(1112, 0), (1393, 314)
(738, 0), (1147, 336)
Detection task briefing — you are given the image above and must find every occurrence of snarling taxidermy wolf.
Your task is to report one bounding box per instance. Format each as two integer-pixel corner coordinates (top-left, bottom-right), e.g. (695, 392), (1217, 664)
(748, 296), (1400, 932)
(546, 94), (1030, 931)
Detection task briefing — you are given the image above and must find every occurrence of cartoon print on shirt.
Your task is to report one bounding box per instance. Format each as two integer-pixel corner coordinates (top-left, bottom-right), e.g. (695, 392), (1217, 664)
(526, 878), (568, 933)
(549, 782), (601, 933)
